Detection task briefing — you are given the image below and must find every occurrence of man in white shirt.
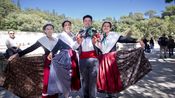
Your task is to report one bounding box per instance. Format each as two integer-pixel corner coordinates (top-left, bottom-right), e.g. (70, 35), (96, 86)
(5, 31), (21, 58)
(77, 15), (99, 98)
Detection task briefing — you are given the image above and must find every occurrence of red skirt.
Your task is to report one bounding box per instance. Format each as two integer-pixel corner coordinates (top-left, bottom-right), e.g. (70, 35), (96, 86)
(97, 48), (152, 94)
(97, 52), (123, 93)
(69, 50), (81, 90)
(42, 57), (58, 98)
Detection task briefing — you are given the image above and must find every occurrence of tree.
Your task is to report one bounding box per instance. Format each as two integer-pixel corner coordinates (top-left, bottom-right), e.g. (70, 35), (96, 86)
(0, 0), (19, 18)
(119, 16), (135, 25)
(17, 0), (21, 9)
(164, 15), (175, 35)
(145, 10), (157, 18)
(132, 12), (144, 21)
(52, 9), (57, 16)
(165, 0), (175, 3)
(162, 5), (175, 18)
(102, 17), (113, 22)
(0, 12), (46, 31)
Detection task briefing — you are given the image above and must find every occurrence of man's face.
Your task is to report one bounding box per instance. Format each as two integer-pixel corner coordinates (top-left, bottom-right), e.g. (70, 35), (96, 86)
(8, 31), (15, 39)
(83, 17), (92, 28)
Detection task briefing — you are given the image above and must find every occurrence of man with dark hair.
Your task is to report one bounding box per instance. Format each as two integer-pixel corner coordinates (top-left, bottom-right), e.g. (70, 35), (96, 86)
(76, 15), (99, 98)
(83, 15), (93, 21)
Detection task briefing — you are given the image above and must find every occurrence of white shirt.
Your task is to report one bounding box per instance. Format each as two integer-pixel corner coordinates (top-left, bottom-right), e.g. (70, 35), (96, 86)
(80, 27), (96, 52)
(38, 36), (58, 51)
(100, 32), (120, 54)
(5, 37), (20, 48)
(81, 37), (94, 52)
(57, 31), (79, 50)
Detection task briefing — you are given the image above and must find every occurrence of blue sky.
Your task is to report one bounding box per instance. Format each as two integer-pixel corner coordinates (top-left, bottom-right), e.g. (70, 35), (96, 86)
(14, 0), (174, 20)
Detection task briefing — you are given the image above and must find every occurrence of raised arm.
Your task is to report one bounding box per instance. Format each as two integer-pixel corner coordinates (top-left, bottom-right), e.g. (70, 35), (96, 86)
(18, 41), (41, 57)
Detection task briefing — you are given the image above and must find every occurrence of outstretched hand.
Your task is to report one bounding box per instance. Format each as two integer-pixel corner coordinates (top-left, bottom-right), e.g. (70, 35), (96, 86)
(47, 52), (53, 60)
(8, 53), (19, 61)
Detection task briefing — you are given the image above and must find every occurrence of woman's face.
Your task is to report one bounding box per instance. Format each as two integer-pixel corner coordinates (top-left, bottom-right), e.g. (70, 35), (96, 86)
(44, 25), (54, 38)
(102, 23), (111, 33)
(63, 22), (71, 33)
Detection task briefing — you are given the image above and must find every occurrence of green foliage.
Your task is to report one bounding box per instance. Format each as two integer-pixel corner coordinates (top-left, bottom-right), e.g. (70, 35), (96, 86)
(144, 10), (157, 18)
(71, 19), (83, 33)
(1, 12), (46, 31)
(0, 0), (19, 20)
(0, 0), (175, 39)
(165, 0), (174, 3)
(162, 5), (175, 18)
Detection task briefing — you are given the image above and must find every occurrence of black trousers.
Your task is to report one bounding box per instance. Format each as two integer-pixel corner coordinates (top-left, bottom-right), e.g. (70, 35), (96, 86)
(5, 47), (21, 59)
(168, 48), (174, 57)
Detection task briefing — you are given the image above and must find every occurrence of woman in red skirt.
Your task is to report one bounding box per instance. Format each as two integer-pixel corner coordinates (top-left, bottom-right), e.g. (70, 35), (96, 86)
(47, 20), (81, 98)
(93, 21), (151, 97)
(8, 24), (59, 98)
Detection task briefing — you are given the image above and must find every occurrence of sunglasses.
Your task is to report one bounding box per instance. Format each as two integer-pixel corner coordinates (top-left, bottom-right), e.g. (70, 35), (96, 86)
(9, 33), (15, 34)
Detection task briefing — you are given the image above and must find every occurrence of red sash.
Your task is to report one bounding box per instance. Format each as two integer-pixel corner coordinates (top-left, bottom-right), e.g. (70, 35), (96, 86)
(80, 51), (97, 59)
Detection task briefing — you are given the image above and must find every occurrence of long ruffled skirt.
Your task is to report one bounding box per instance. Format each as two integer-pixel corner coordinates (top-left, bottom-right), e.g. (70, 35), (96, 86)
(97, 48), (151, 93)
(47, 49), (81, 95)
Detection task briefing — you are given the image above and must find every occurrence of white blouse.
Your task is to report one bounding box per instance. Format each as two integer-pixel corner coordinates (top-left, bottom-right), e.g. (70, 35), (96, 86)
(101, 32), (120, 54)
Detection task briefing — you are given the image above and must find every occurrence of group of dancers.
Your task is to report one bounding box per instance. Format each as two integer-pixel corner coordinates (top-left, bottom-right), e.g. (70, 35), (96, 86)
(6, 15), (151, 98)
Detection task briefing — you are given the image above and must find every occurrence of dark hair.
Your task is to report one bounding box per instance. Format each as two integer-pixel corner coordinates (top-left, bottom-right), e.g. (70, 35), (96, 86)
(83, 15), (93, 21)
(62, 20), (72, 28)
(43, 24), (54, 30)
(102, 21), (112, 28)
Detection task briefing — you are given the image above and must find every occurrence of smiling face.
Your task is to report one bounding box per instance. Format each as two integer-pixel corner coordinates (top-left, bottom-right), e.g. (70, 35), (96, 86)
(102, 22), (111, 34)
(63, 21), (72, 33)
(83, 17), (92, 28)
(44, 25), (54, 38)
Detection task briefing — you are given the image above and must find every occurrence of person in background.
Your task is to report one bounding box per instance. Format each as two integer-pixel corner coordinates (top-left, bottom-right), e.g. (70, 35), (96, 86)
(5, 30), (21, 59)
(149, 37), (154, 50)
(142, 37), (150, 53)
(158, 34), (168, 58)
(167, 35), (174, 57)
